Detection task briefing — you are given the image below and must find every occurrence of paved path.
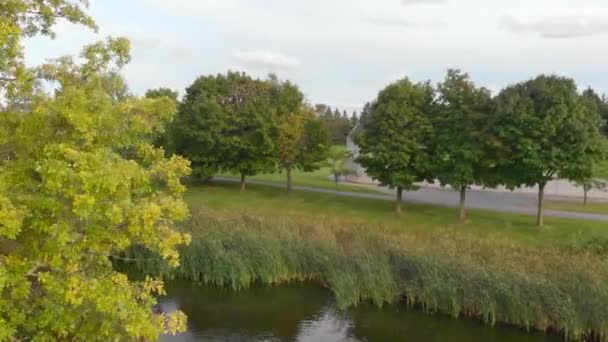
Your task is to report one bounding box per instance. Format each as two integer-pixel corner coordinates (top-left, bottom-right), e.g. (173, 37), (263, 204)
(213, 177), (608, 222)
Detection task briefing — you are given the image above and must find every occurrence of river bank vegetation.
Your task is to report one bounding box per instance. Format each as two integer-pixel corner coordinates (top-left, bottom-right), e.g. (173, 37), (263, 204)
(120, 183), (608, 342)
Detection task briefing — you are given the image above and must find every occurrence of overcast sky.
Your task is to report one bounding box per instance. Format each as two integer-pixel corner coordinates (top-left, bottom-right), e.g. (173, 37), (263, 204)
(24, 0), (608, 112)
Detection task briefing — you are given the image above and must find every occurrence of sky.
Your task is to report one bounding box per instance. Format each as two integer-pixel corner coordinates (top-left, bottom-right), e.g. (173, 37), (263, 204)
(24, 0), (608, 112)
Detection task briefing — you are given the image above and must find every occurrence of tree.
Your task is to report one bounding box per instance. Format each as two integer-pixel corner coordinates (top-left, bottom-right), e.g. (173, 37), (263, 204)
(270, 79), (330, 193)
(325, 145), (352, 187)
(576, 91), (608, 204)
(574, 160), (608, 206)
(0, 6), (190, 339)
(432, 69), (493, 221)
(172, 71), (275, 190)
(350, 111), (359, 128)
(146, 87), (179, 102)
(581, 88), (608, 137)
(356, 78), (434, 214)
(0, 0), (97, 98)
(146, 88), (180, 149)
(317, 105), (354, 144)
(492, 75), (605, 226)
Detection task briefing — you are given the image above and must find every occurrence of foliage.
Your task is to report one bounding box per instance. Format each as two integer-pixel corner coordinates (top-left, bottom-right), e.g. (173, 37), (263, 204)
(146, 87), (179, 102)
(145, 87), (180, 149)
(0, 3), (190, 340)
(172, 71), (275, 181)
(432, 69), (493, 220)
(121, 206), (608, 342)
(355, 78), (434, 211)
(315, 104), (357, 144)
(324, 145), (352, 186)
(492, 75), (605, 225)
(0, 0), (97, 98)
(270, 79), (329, 191)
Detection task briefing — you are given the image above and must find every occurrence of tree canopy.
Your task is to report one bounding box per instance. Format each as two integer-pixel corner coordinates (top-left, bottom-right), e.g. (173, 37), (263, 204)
(0, 3), (190, 340)
(356, 78), (434, 213)
(492, 75), (605, 226)
(172, 71), (275, 188)
(270, 79), (330, 192)
(432, 69), (493, 221)
(146, 87), (179, 102)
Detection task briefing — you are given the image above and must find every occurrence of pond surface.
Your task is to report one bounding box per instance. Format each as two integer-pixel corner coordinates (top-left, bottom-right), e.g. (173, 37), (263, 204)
(160, 281), (561, 342)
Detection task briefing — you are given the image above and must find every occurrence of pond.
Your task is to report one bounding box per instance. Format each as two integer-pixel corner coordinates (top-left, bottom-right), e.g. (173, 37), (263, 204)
(160, 281), (561, 342)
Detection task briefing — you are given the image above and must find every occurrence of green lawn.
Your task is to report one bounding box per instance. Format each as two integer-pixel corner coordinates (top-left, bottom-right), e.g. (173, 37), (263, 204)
(185, 182), (608, 249)
(218, 167), (382, 194)
(546, 200), (608, 214)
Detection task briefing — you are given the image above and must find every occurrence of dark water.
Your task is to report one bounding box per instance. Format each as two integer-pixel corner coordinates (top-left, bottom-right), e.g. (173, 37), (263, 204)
(160, 281), (561, 342)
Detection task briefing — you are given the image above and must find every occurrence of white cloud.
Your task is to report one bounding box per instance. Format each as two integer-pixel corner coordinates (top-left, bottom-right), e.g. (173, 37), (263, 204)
(364, 16), (447, 29)
(500, 14), (608, 38)
(401, 0), (448, 6)
(233, 51), (302, 71)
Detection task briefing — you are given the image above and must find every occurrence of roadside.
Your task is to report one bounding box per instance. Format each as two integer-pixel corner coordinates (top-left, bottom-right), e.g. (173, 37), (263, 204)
(213, 177), (608, 222)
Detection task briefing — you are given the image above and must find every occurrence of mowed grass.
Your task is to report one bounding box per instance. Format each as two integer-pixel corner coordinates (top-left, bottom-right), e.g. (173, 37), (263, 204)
(546, 199), (608, 215)
(185, 182), (608, 249)
(217, 167), (382, 194)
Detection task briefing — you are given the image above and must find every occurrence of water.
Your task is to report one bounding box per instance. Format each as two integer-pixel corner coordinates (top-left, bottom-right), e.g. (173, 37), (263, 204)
(160, 281), (561, 342)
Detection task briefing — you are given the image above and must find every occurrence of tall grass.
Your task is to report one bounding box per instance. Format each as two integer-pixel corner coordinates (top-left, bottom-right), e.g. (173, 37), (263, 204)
(119, 208), (608, 342)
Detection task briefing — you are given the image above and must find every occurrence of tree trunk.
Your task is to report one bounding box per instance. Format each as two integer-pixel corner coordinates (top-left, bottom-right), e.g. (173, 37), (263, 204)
(459, 186), (467, 222)
(334, 174), (339, 188)
(240, 174), (246, 192)
(396, 187), (403, 214)
(537, 182), (546, 227)
(286, 168), (293, 194)
(584, 185), (589, 206)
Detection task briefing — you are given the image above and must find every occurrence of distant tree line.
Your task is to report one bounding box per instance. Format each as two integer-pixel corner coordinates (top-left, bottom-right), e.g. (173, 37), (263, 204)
(314, 104), (358, 144)
(355, 69), (608, 226)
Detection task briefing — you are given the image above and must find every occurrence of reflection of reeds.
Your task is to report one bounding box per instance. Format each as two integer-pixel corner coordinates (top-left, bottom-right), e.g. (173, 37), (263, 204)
(120, 208), (608, 342)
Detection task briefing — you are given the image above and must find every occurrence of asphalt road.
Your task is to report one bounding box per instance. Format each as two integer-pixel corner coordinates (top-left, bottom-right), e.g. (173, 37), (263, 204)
(213, 177), (608, 222)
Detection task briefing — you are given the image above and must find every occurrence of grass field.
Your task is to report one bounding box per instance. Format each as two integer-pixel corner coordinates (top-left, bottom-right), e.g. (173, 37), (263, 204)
(546, 200), (608, 215)
(185, 182), (608, 250)
(217, 167), (382, 194)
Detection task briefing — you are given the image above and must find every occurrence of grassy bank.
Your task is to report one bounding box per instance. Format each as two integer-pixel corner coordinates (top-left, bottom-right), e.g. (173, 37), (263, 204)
(546, 200), (608, 215)
(185, 183), (608, 248)
(120, 184), (608, 341)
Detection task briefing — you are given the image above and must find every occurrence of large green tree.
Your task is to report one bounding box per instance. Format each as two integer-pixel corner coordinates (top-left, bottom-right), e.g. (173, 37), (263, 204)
(270, 79), (329, 193)
(172, 71), (275, 190)
(492, 75), (605, 226)
(0, 4), (190, 339)
(433, 69), (493, 221)
(0, 0), (189, 341)
(356, 78), (434, 213)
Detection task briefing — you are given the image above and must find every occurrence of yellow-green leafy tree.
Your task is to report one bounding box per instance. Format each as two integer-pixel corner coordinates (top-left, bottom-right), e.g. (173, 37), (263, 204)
(0, 1), (190, 340)
(270, 78), (330, 193)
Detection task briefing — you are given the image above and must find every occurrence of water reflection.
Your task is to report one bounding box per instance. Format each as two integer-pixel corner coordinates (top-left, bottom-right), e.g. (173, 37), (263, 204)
(160, 281), (560, 342)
